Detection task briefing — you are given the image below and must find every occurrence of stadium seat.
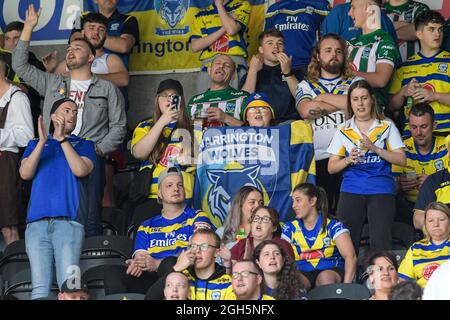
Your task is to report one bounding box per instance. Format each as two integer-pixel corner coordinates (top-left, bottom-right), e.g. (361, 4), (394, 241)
(82, 265), (111, 300)
(307, 283), (371, 300)
(390, 249), (407, 265)
(0, 240), (30, 287)
(4, 268), (58, 300)
(79, 236), (132, 273)
(101, 207), (129, 236)
(391, 222), (415, 249)
(98, 293), (145, 300)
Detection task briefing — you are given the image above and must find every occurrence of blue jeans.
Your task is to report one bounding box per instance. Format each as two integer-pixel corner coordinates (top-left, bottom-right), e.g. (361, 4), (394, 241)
(25, 218), (84, 300)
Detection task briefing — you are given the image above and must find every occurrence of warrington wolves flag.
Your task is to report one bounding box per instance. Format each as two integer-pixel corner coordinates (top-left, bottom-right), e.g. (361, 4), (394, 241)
(193, 121), (316, 228)
(81, 0), (266, 74)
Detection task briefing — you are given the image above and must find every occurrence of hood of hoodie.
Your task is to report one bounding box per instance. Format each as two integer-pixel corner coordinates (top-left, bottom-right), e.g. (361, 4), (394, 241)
(188, 263), (227, 282)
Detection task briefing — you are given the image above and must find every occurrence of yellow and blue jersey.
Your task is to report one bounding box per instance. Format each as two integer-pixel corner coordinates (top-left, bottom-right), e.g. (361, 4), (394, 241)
(389, 50), (450, 136)
(392, 136), (449, 202)
(131, 119), (195, 199)
(398, 238), (450, 288)
(281, 215), (349, 272)
(183, 268), (235, 300)
(327, 117), (405, 195)
(133, 207), (214, 260)
(189, 0), (250, 61)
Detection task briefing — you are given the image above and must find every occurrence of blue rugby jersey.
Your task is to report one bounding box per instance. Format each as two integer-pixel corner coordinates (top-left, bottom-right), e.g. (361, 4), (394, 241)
(133, 207), (214, 260)
(265, 0), (330, 68)
(282, 214), (349, 272)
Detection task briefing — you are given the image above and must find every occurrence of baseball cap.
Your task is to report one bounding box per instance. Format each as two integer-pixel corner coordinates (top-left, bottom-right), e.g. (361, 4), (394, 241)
(242, 92), (275, 120)
(157, 79), (184, 96)
(50, 98), (77, 115)
(60, 278), (89, 293)
(158, 166), (183, 189)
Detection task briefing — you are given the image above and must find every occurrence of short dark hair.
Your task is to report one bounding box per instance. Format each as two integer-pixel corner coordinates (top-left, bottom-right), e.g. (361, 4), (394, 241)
(192, 228), (220, 248)
(70, 37), (96, 57)
(5, 21), (24, 33)
(414, 10), (445, 30)
(258, 29), (284, 46)
(409, 103), (435, 123)
(388, 281), (422, 300)
(82, 12), (108, 29)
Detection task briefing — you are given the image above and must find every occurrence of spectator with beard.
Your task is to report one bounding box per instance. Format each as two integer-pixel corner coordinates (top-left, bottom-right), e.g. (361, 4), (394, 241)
(296, 34), (362, 213)
(45, 12), (128, 88)
(13, 5), (126, 237)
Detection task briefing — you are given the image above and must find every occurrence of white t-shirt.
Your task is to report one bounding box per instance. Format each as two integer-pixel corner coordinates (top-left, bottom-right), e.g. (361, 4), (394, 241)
(296, 76), (363, 160)
(69, 79), (91, 136)
(0, 85), (34, 153)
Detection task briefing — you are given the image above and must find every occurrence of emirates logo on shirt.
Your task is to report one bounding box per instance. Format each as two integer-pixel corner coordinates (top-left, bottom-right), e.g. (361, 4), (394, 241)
(422, 263), (440, 280)
(211, 35), (230, 53)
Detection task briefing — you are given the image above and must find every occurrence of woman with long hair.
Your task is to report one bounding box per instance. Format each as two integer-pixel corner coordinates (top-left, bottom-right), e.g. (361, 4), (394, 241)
(328, 79), (406, 253)
(217, 186), (264, 248)
(282, 183), (357, 290)
(253, 240), (307, 300)
(131, 79), (194, 222)
(399, 202), (450, 288)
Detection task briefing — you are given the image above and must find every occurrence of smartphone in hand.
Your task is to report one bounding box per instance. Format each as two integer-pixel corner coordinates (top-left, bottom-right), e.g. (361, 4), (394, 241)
(170, 95), (181, 111)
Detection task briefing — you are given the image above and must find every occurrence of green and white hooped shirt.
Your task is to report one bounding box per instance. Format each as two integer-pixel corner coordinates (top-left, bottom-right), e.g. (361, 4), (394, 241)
(348, 29), (401, 109)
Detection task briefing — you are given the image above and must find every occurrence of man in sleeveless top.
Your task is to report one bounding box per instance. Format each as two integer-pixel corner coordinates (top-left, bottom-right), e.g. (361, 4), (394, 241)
(44, 12), (128, 89)
(0, 53), (34, 245)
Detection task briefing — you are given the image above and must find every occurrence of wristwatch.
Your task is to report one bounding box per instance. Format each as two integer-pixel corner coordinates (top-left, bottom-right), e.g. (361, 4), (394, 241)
(58, 137), (68, 144)
(282, 71), (294, 77)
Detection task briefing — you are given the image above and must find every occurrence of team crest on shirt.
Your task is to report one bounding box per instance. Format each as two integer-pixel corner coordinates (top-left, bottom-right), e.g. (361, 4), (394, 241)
(437, 63), (448, 74)
(211, 292), (221, 300)
(434, 159), (444, 171)
(306, 6), (314, 14)
(362, 47), (371, 59)
(155, 0), (190, 32)
(422, 263), (440, 280)
(322, 236), (331, 247)
(225, 102), (235, 115)
(110, 23), (119, 31)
